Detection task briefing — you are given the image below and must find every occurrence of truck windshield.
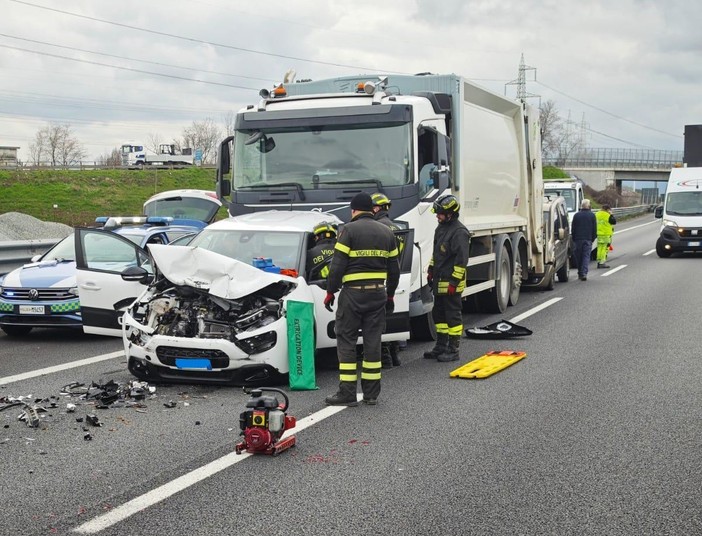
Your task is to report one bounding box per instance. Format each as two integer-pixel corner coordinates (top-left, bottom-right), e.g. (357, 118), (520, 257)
(666, 191), (702, 215)
(545, 188), (576, 212)
(233, 123), (412, 190)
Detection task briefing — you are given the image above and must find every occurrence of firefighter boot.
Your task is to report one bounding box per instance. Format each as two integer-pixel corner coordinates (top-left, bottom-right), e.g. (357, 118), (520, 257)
(437, 335), (461, 362)
(423, 333), (448, 359)
(381, 344), (393, 369)
(325, 382), (359, 407)
(390, 342), (401, 367)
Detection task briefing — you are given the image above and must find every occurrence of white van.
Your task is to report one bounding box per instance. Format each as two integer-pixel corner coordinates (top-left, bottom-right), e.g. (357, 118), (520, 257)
(654, 167), (702, 257)
(544, 178), (585, 227)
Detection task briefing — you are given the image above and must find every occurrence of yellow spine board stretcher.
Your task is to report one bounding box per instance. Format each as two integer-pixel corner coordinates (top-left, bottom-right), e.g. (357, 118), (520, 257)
(449, 350), (526, 379)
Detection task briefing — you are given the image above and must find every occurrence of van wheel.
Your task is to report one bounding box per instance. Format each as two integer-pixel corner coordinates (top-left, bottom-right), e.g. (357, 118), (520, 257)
(656, 238), (672, 258)
(557, 255), (570, 282)
(478, 245), (510, 314)
(410, 312), (436, 341)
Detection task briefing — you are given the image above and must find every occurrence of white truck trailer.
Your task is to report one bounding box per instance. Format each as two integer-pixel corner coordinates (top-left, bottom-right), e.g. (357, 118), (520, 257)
(121, 143), (194, 168)
(215, 73), (552, 339)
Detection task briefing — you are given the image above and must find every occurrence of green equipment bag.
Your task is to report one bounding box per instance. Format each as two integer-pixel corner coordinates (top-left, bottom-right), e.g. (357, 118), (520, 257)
(286, 300), (318, 390)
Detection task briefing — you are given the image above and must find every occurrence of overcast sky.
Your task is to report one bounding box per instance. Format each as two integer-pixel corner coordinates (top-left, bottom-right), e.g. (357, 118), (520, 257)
(1, 0), (699, 162)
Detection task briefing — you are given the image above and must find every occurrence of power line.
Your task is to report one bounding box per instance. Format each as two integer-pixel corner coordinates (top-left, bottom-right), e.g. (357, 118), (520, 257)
(0, 33), (278, 84)
(9, 0), (397, 74)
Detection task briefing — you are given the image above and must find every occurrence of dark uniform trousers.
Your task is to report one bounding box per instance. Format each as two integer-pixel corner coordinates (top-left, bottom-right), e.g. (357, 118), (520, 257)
(336, 286), (386, 400)
(432, 293), (463, 337)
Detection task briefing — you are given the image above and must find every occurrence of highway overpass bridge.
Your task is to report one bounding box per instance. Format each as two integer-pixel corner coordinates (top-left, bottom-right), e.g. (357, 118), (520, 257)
(544, 148), (684, 193)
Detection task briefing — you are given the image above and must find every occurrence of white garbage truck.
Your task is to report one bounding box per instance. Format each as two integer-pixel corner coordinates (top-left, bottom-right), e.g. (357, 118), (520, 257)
(215, 73), (555, 339)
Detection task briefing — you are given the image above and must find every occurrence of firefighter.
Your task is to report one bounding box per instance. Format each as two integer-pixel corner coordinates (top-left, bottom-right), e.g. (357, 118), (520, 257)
(323, 192), (400, 406)
(371, 192), (404, 368)
(423, 194), (471, 362)
(306, 221), (337, 281)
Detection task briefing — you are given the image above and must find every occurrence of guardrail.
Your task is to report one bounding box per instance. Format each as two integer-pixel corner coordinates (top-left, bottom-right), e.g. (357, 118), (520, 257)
(0, 239), (59, 275)
(610, 204), (656, 218)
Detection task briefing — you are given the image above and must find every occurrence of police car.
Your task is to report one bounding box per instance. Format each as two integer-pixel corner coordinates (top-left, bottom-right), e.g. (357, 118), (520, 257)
(72, 211), (412, 385)
(0, 217), (206, 337)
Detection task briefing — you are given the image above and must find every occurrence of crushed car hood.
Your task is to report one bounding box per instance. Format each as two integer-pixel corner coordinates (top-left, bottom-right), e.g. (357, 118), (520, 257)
(148, 244), (295, 299)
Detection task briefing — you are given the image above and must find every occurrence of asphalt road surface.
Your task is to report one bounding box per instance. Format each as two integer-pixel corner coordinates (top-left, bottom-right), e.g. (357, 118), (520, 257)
(0, 215), (699, 536)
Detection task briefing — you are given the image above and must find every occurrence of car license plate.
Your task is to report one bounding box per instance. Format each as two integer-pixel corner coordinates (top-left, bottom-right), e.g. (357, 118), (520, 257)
(175, 358), (212, 370)
(689, 241), (700, 247)
(19, 305), (45, 314)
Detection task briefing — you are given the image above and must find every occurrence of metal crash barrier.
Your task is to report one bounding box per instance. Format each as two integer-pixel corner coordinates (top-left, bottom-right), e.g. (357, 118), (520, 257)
(0, 239), (59, 275)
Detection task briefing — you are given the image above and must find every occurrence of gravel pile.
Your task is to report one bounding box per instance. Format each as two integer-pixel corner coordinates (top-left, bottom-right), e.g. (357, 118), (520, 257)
(0, 212), (73, 242)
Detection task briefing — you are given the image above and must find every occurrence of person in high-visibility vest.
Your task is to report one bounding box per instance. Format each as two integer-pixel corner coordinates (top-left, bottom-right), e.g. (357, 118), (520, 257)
(596, 204), (617, 269)
(323, 192), (400, 406)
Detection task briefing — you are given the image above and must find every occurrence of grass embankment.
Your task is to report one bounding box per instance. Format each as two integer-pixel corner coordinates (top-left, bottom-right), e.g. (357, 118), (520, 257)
(0, 167), (228, 226)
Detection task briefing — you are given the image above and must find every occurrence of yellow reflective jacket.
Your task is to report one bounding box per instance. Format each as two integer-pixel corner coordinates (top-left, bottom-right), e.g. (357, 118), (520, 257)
(596, 210), (616, 237)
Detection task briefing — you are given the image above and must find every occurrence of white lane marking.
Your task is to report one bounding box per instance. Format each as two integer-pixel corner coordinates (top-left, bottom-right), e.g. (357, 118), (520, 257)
(0, 350), (124, 386)
(509, 297), (563, 324)
(643, 249), (656, 256)
(613, 220), (658, 235)
(601, 265), (627, 277)
(73, 401), (354, 534)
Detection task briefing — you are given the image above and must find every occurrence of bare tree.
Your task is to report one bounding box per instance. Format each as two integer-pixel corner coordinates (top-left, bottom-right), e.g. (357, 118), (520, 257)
(181, 118), (222, 164)
(146, 132), (163, 154)
(96, 147), (122, 167)
(30, 123), (86, 167)
(539, 100), (562, 161)
(222, 111), (236, 137)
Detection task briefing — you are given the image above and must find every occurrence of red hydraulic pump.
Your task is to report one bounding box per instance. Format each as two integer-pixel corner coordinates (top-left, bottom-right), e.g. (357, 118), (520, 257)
(235, 387), (296, 456)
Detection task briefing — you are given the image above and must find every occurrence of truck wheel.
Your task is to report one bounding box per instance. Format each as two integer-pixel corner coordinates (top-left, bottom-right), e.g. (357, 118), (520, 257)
(508, 247), (522, 306)
(656, 238), (672, 258)
(557, 255), (570, 282)
(478, 245), (510, 314)
(410, 312), (436, 341)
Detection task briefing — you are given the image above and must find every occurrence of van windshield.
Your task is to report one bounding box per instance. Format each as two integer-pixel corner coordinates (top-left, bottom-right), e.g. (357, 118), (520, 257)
(545, 188), (576, 212)
(666, 191), (702, 215)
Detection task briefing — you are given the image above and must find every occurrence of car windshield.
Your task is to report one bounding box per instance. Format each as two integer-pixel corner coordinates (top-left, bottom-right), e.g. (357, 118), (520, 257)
(144, 195), (220, 223)
(187, 228), (304, 272)
(42, 233), (76, 262)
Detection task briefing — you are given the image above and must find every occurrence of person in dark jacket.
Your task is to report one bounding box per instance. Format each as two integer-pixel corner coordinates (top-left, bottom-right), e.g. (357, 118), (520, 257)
(323, 192), (400, 406)
(371, 192), (404, 368)
(423, 194), (471, 362)
(571, 198), (597, 281)
(306, 221), (337, 281)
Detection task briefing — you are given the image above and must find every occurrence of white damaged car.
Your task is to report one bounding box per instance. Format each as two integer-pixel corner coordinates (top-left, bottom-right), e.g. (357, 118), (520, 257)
(74, 211), (412, 385)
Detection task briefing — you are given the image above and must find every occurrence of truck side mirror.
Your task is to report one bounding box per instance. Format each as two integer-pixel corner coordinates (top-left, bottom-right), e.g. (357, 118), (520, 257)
(654, 205), (663, 218)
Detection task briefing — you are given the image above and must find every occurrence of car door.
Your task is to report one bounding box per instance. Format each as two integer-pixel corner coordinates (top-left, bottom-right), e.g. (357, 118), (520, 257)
(74, 228), (151, 337)
(553, 202), (569, 270)
(384, 228), (413, 341)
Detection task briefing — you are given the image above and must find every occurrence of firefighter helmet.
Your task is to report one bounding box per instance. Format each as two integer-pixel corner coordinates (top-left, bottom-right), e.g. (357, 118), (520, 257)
(313, 222), (337, 240)
(432, 194), (460, 215)
(371, 192), (392, 208)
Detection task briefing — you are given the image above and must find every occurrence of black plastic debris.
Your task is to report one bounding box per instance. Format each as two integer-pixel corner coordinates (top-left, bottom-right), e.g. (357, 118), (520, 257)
(464, 320), (533, 339)
(84, 433), (92, 441)
(163, 401), (177, 409)
(86, 414), (102, 427)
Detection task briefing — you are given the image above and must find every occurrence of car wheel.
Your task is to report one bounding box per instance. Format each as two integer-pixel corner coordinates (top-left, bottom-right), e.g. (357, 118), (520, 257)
(1, 325), (33, 337)
(410, 311), (436, 341)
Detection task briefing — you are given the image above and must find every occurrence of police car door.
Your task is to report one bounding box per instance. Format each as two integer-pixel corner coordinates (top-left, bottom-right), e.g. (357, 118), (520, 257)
(74, 228), (151, 337)
(383, 228), (413, 342)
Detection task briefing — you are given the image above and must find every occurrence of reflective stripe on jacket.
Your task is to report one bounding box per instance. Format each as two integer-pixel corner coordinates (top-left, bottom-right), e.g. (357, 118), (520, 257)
(327, 212), (400, 296)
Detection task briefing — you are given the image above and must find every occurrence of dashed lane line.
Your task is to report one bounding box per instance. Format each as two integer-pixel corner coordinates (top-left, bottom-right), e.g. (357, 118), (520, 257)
(0, 350), (124, 386)
(643, 249), (656, 256)
(509, 297), (563, 324)
(601, 265), (627, 277)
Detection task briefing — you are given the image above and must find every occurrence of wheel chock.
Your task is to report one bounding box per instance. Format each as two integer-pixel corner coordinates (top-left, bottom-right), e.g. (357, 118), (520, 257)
(449, 350), (526, 379)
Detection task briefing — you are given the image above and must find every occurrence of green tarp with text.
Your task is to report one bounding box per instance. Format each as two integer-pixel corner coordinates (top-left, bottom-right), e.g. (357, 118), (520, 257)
(286, 300), (318, 390)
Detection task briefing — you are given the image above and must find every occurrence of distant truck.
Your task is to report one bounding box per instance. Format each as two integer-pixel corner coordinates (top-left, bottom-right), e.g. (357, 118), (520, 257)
(215, 72), (566, 336)
(120, 143), (194, 168)
(654, 166), (702, 257)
